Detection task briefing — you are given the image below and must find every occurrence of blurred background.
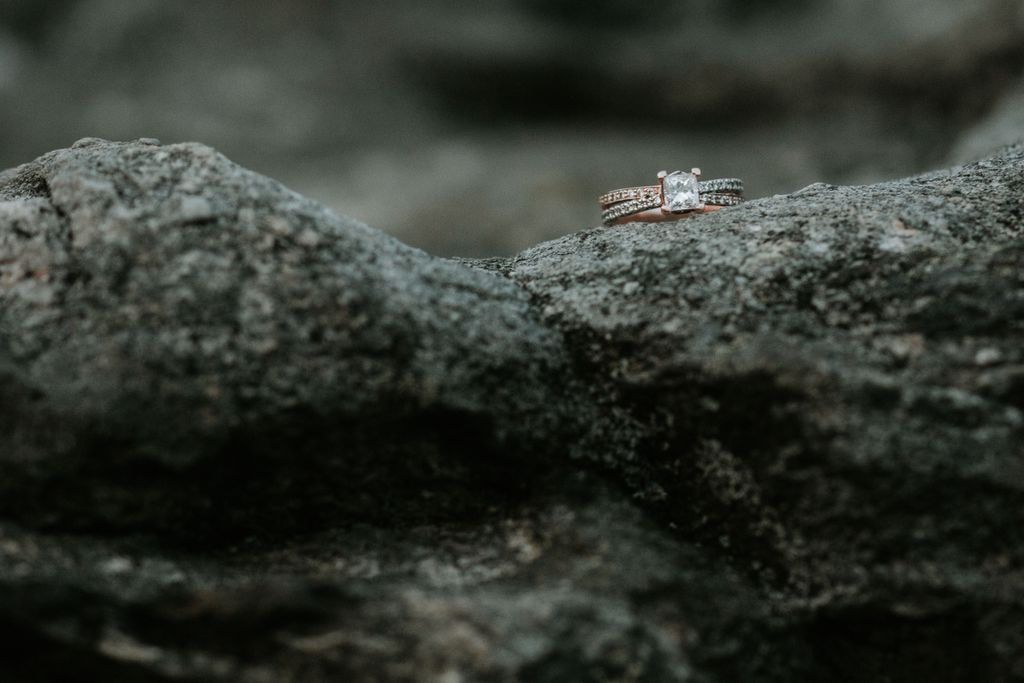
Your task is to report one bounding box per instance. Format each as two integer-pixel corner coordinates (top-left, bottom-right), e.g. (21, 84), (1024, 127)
(1, 0), (1022, 256)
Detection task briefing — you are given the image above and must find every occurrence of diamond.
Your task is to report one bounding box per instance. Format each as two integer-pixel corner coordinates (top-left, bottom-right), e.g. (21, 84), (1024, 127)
(661, 171), (701, 212)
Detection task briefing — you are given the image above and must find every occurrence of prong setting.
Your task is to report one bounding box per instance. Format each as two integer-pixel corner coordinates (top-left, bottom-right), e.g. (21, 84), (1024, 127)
(660, 170), (703, 213)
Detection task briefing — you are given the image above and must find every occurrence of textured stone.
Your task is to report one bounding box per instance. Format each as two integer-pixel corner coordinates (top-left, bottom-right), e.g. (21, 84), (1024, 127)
(0, 138), (583, 539)
(0, 139), (1023, 681)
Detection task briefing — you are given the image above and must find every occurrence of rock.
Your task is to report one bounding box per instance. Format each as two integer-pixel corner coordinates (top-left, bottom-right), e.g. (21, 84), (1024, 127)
(1, 140), (1023, 681)
(0, 481), (795, 682)
(505, 147), (1024, 611)
(0, 139), (579, 539)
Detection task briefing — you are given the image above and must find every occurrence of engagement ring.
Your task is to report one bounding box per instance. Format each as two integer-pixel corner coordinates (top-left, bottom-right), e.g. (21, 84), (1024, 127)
(599, 169), (744, 226)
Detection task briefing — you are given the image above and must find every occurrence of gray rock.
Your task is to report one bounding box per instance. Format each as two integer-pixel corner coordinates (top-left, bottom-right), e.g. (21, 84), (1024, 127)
(1, 481), (796, 682)
(506, 149), (1024, 605)
(1, 139), (1023, 681)
(0, 138), (579, 537)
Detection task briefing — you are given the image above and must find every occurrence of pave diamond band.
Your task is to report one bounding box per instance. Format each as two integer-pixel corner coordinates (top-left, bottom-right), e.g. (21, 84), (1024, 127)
(598, 178), (744, 207)
(600, 192), (743, 225)
(599, 169), (744, 226)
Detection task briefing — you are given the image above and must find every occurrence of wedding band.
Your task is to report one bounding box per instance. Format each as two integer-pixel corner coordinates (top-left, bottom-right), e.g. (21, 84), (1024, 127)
(599, 169), (744, 226)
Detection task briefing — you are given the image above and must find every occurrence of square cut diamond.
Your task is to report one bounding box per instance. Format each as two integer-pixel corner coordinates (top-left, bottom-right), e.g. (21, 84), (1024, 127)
(661, 171), (701, 212)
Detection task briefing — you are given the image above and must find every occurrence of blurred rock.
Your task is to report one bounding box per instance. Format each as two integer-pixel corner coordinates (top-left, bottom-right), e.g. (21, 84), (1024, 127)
(0, 140), (1023, 680)
(2, 0), (1023, 254)
(949, 77), (1024, 163)
(0, 485), (794, 682)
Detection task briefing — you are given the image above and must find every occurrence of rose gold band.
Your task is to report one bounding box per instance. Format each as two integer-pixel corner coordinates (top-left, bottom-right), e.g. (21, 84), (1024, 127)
(598, 186), (661, 208)
(607, 205), (724, 225)
(598, 179), (743, 209)
(600, 192), (743, 225)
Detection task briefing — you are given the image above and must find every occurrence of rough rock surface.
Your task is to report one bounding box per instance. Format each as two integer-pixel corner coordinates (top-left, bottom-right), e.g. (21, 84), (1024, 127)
(1, 139), (1023, 681)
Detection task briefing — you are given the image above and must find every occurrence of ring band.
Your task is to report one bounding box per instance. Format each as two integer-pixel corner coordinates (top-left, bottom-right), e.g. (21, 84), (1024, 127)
(601, 192), (742, 225)
(598, 178), (744, 207)
(599, 169), (744, 226)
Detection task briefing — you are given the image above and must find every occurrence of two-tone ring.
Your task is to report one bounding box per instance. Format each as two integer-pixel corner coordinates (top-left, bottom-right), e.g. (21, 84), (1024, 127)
(599, 169), (744, 226)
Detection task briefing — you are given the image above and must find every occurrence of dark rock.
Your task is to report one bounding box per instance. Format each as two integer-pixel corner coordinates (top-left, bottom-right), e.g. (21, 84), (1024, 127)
(0, 139), (579, 539)
(505, 149), (1024, 603)
(1, 140), (1023, 681)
